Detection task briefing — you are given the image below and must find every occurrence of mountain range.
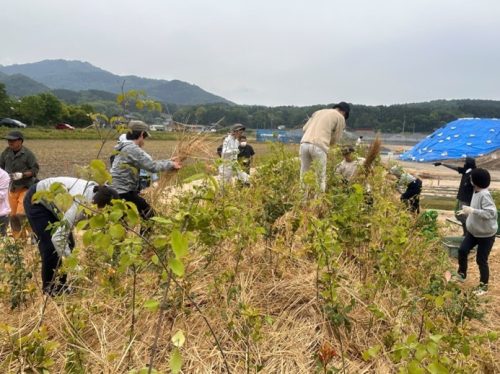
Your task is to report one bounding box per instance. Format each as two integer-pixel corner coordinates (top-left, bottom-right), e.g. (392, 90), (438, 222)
(0, 59), (231, 105)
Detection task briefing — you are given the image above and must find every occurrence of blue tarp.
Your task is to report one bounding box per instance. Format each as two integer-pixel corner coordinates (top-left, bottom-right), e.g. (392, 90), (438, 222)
(399, 118), (500, 162)
(255, 129), (302, 143)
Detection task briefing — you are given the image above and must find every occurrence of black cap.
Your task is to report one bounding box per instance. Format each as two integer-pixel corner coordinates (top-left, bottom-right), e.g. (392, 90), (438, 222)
(341, 146), (355, 155)
(4, 131), (24, 140)
(231, 123), (246, 131)
(471, 168), (490, 189)
(333, 102), (351, 119)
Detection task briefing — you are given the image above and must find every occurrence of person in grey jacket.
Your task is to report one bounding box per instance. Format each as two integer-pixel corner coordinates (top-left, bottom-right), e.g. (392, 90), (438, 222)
(455, 168), (498, 295)
(24, 177), (118, 295)
(110, 120), (181, 220)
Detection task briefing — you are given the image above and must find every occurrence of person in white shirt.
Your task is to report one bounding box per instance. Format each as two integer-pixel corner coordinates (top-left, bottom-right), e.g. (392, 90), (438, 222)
(218, 124), (250, 185)
(0, 167), (10, 236)
(335, 146), (365, 183)
(23, 177), (118, 296)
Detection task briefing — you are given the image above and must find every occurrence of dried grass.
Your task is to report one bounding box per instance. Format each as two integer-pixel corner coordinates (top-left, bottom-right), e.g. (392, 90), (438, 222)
(363, 133), (382, 174)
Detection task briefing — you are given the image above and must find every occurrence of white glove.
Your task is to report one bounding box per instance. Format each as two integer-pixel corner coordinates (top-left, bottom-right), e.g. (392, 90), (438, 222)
(11, 172), (23, 180)
(462, 206), (475, 215)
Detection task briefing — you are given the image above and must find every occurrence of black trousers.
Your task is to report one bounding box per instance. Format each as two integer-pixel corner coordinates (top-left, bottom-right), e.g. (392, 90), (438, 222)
(458, 232), (495, 285)
(23, 185), (74, 293)
(119, 191), (154, 220)
(401, 179), (422, 213)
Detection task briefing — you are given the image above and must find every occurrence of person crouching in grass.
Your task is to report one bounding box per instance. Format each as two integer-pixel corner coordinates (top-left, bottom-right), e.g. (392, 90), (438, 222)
(455, 168), (498, 296)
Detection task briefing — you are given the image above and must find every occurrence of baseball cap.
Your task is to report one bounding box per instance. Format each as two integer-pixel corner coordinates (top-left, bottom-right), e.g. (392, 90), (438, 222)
(128, 120), (151, 137)
(341, 146), (355, 155)
(333, 102), (351, 119)
(4, 131), (24, 140)
(231, 123), (246, 132)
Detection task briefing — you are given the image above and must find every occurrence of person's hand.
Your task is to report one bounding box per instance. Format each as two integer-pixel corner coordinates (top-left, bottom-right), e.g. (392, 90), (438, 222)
(462, 206), (475, 215)
(433, 162), (442, 166)
(171, 160), (182, 170)
(10, 172), (23, 180)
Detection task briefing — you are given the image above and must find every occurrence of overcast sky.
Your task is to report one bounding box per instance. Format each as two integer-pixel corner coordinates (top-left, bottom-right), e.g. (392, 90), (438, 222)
(1, 0), (500, 106)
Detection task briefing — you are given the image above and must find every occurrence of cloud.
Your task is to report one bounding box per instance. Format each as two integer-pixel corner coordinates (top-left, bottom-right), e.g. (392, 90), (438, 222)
(1, 0), (500, 106)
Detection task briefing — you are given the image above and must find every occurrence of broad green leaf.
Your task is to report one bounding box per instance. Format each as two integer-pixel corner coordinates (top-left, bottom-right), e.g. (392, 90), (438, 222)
(171, 330), (185, 348)
(429, 334), (443, 343)
(426, 341), (439, 356)
(171, 230), (188, 258)
(407, 360), (425, 374)
(151, 216), (171, 225)
(54, 193), (74, 213)
(415, 345), (427, 361)
(153, 235), (168, 249)
(151, 255), (160, 265)
(126, 208), (140, 226)
(76, 219), (89, 230)
(144, 299), (160, 312)
(110, 223), (126, 240)
(109, 210), (123, 222)
(168, 258), (185, 277)
(82, 230), (93, 246)
(96, 233), (112, 250)
(169, 347), (183, 374)
(427, 361), (449, 374)
(89, 214), (106, 229)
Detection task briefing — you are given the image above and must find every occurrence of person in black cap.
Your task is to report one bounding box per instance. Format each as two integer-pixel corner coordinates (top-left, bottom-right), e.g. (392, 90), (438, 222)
(454, 168), (497, 296)
(111, 120), (181, 221)
(300, 102), (350, 192)
(434, 157), (476, 235)
(0, 131), (39, 239)
(335, 146), (365, 183)
(219, 123), (250, 184)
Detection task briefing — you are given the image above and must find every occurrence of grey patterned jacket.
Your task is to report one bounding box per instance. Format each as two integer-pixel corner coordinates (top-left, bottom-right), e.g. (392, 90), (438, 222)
(110, 142), (175, 194)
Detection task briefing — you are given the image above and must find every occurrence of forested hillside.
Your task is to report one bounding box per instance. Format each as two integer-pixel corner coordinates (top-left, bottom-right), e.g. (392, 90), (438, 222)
(0, 60), (231, 105)
(173, 100), (500, 133)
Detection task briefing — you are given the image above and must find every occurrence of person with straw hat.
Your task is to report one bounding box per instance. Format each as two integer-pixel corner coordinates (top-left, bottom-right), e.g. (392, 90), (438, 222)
(111, 120), (181, 220)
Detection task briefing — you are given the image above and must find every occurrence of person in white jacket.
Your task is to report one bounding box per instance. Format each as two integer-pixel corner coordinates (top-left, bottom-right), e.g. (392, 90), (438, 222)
(455, 168), (498, 295)
(218, 123), (249, 185)
(23, 177), (118, 296)
(0, 167), (10, 236)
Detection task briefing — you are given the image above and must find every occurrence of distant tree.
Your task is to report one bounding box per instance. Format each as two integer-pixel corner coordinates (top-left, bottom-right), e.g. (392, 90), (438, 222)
(0, 83), (12, 117)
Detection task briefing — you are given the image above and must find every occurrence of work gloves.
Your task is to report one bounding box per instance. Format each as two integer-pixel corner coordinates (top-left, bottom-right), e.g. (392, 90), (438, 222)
(10, 172), (24, 180)
(457, 206), (475, 216)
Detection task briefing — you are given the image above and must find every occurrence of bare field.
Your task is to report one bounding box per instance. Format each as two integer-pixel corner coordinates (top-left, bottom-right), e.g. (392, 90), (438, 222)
(23, 139), (497, 193)
(24, 139), (278, 179)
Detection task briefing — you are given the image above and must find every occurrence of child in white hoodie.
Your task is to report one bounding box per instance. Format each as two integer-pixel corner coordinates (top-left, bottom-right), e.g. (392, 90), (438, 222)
(456, 168), (498, 295)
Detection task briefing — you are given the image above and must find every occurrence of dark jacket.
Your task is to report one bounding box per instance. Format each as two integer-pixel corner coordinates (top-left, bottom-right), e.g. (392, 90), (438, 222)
(0, 146), (39, 191)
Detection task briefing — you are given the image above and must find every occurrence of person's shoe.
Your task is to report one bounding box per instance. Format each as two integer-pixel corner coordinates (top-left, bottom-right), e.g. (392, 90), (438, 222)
(472, 283), (488, 296)
(450, 272), (466, 283)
